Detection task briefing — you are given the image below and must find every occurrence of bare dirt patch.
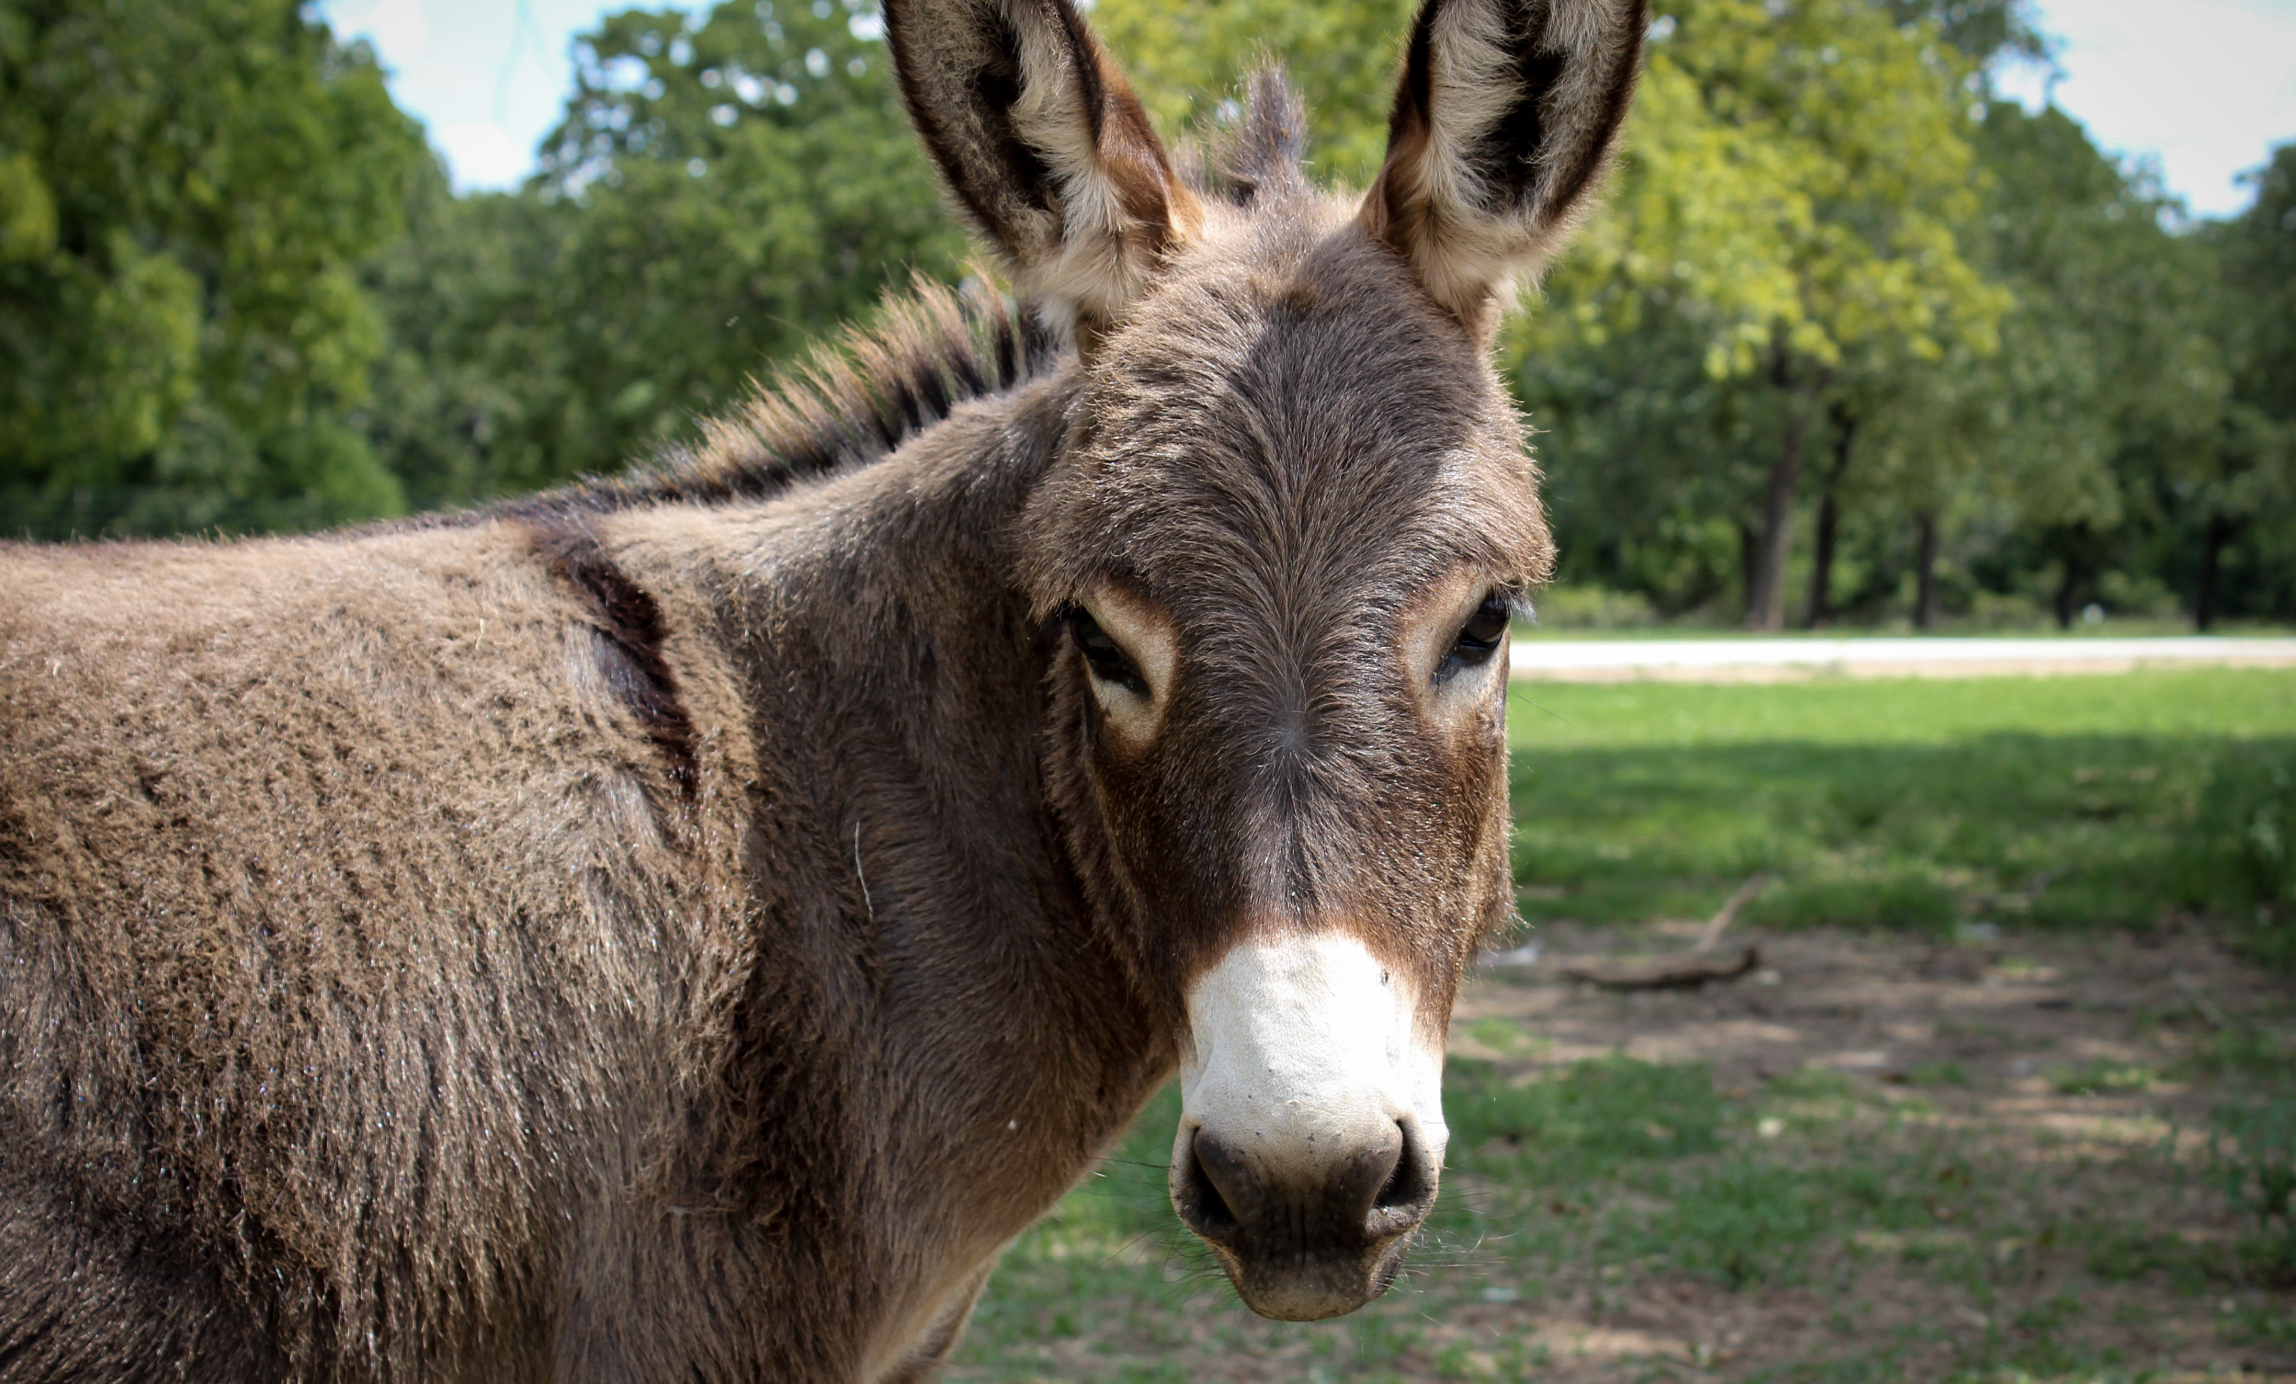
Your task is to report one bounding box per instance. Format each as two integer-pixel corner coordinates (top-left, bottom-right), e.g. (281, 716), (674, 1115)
(1434, 923), (2296, 1382)
(1459, 920), (2278, 1125)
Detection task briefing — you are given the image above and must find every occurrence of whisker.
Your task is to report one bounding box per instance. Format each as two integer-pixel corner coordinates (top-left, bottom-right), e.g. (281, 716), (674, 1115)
(1507, 685), (1574, 725)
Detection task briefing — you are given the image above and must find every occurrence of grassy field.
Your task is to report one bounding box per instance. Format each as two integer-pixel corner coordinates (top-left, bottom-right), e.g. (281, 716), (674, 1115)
(1503, 669), (2296, 940)
(947, 669), (2296, 1383)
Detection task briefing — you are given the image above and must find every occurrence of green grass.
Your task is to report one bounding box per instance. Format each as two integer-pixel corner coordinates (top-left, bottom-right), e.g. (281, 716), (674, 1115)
(2047, 1059), (2157, 1096)
(949, 1057), (2100, 1381)
(1503, 668), (2296, 937)
(2211, 1081), (2296, 1287)
(1905, 1060), (1975, 1088)
(954, 1052), (2296, 1382)
(1445, 1053), (1726, 1178)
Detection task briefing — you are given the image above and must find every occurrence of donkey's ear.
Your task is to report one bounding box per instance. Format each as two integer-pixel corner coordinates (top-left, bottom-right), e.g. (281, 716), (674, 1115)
(1363, 0), (1647, 333)
(885, 0), (1199, 347)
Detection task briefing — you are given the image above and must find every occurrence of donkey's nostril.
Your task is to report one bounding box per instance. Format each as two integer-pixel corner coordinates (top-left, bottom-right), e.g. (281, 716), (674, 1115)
(1339, 1127), (1405, 1227)
(1374, 1140), (1411, 1207)
(1175, 1130), (1243, 1244)
(1370, 1120), (1436, 1229)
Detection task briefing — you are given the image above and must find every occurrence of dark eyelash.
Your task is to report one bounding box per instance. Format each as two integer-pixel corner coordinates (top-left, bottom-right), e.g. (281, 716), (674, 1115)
(1065, 608), (1150, 698)
(1436, 593), (1511, 683)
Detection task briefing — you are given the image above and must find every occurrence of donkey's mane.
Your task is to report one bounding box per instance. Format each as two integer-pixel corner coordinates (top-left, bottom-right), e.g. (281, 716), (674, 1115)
(457, 69), (1313, 529)
(459, 275), (1063, 526)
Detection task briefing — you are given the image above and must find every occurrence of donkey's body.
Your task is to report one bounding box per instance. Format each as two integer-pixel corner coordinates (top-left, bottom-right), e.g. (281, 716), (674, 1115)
(2, 305), (1127, 1381)
(1, 0), (1646, 1376)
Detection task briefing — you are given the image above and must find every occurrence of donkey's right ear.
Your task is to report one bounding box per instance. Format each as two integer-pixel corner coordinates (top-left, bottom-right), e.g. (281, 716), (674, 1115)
(1363, 0), (1648, 337)
(886, 0), (1199, 349)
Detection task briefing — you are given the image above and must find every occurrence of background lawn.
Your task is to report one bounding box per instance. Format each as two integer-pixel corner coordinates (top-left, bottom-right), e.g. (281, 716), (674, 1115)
(948, 669), (2296, 1383)
(1503, 668), (2296, 942)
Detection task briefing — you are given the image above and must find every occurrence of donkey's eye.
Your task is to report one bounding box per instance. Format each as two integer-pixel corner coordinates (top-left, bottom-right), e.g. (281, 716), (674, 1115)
(1437, 594), (1511, 683)
(1067, 609), (1150, 698)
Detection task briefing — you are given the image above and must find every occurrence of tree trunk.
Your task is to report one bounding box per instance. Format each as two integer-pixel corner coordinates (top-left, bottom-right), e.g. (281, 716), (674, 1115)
(2054, 547), (2082, 630)
(1912, 513), (1940, 630)
(1738, 521), (1759, 620)
(1806, 491), (1839, 628)
(1744, 399), (1808, 632)
(1804, 405), (1855, 629)
(2196, 513), (2233, 632)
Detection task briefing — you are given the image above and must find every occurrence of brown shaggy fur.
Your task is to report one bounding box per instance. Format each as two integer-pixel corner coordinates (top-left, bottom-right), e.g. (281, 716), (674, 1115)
(0, 0), (1643, 1378)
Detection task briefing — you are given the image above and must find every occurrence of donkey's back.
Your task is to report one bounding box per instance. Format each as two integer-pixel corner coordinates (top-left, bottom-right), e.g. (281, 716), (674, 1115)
(0, 525), (745, 1378)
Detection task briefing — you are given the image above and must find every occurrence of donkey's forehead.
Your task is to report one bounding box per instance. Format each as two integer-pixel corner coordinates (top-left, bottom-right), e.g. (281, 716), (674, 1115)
(1109, 193), (1492, 408)
(1022, 196), (1552, 611)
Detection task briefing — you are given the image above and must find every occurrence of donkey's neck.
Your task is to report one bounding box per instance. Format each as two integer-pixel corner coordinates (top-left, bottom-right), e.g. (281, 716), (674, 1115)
(607, 367), (1170, 1251)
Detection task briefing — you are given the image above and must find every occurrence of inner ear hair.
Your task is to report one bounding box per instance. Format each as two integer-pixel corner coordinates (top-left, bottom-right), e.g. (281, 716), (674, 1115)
(885, 0), (1199, 347)
(1364, 0), (1648, 331)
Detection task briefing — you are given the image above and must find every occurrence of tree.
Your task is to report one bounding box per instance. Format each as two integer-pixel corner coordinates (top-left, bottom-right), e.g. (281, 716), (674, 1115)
(0, 0), (426, 537)
(1873, 0), (2051, 83)
(2191, 144), (2296, 628)
(1524, 0), (2007, 628)
(1511, 291), (1776, 618)
(1953, 103), (2228, 627)
(352, 168), (576, 511)
(1091, 0), (1412, 185)
(356, 0), (967, 502)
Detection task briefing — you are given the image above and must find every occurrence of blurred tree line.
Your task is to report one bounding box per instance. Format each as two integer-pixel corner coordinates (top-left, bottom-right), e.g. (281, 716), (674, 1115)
(1, 0), (2289, 629)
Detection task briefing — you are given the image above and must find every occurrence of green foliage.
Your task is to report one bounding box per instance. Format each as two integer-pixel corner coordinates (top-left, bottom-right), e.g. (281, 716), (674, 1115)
(1874, 0), (2051, 75)
(355, 0), (966, 507)
(0, 0), (426, 536)
(1514, 0), (2010, 626)
(1965, 104), (2218, 529)
(2189, 143), (2296, 625)
(352, 175), (573, 509)
(1553, 0), (2003, 378)
(1092, 0), (1412, 185)
(1513, 16), (2288, 630)
(2218, 147), (2296, 440)
(530, 0), (963, 477)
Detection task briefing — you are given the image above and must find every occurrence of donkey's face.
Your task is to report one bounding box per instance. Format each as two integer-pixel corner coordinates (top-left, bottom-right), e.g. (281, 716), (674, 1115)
(889, 0), (1645, 1321)
(1029, 219), (1546, 1319)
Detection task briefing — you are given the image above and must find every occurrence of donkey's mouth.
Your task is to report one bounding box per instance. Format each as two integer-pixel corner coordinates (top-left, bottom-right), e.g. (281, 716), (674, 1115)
(1169, 931), (1450, 1319)
(1170, 1119), (1440, 1320)
(1206, 1242), (1417, 1323)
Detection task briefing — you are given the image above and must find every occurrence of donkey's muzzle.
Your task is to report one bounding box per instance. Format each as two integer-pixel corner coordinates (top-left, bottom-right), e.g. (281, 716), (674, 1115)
(1171, 1118), (1439, 1320)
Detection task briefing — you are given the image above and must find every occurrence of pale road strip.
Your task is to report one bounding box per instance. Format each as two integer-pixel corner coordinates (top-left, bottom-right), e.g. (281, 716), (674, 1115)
(1507, 636), (2296, 683)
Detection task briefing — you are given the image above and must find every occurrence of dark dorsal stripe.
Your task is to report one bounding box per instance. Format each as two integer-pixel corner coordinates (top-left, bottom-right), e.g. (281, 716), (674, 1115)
(527, 519), (699, 801)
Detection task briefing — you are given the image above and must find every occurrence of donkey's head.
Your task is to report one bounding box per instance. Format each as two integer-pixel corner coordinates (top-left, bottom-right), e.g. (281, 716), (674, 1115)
(888, 0), (1644, 1321)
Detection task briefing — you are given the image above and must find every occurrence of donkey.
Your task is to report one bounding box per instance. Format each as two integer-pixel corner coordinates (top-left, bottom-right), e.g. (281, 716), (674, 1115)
(0, 0), (1644, 1377)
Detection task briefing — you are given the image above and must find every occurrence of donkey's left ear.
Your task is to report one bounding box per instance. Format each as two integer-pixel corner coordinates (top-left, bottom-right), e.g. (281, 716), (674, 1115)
(1363, 0), (1648, 335)
(885, 0), (1199, 348)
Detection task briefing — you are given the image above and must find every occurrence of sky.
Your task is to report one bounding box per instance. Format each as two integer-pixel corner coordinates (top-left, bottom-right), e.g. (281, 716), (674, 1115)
(316, 0), (2296, 218)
